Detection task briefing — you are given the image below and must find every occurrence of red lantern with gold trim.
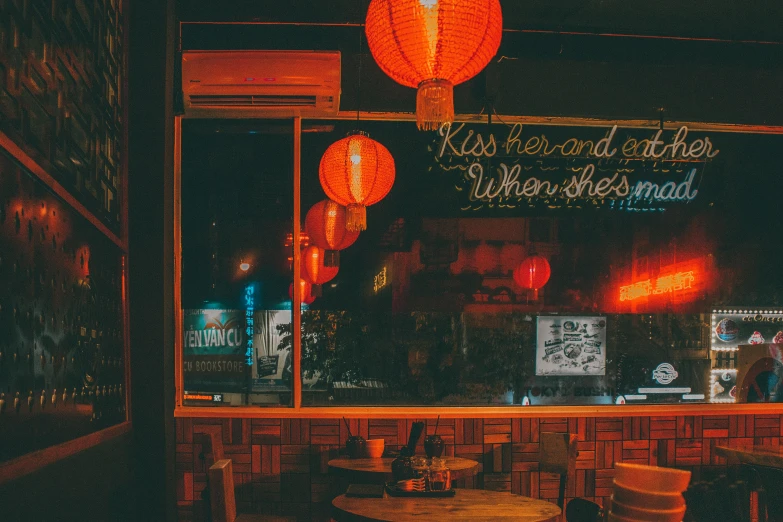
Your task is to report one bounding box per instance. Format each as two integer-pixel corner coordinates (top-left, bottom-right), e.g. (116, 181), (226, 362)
(305, 199), (360, 267)
(289, 280), (316, 306)
(365, 0), (503, 130)
(301, 245), (338, 297)
(513, 255), (551, 300)
(319, 132), (395, 232)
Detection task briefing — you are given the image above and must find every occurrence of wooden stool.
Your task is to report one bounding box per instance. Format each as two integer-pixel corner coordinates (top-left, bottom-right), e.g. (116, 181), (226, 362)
(209, 459), (295, 522)
(539, 432), (578, 510)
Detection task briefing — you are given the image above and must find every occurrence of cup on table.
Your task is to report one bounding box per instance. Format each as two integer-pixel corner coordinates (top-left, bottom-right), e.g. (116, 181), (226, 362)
(424, 434), (444, 458)
(428, 457), (451, 491)
(411, 456), (430, 487)
(365, 438), (385, 458)
(346, 436), (366, 459)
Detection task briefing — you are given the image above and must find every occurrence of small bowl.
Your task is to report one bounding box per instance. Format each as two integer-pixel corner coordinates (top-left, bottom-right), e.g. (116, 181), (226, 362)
(614, 462), (691, 493)
(613, 480), (685, 510)
(365, 439), (385, 458)
(611, 497), (686, 522)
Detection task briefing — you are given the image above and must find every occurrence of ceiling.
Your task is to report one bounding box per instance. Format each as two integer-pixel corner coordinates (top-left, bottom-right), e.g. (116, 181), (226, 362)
(178, 0), (783, 44)
(176, 1), (783, 125)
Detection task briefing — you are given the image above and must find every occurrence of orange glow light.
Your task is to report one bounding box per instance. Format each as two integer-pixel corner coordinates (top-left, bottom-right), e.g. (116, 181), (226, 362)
(305, 199), (360, 266)
(301, 245), (339, 286)
(319, 133), (395, 231)
(620, 271), (696, 302)
(365, 0), (503, 130)
(513, 255), (551, 290)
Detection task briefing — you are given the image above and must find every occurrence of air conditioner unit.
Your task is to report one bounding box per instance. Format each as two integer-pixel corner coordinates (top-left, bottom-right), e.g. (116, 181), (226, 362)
(181, 51), (341, 118)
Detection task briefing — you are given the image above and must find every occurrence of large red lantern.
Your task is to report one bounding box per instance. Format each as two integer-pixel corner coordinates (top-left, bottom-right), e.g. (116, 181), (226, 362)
(513, 255), (551, 300)
(289, 280), (316, 306)
(305, 199), (360, 267)
(301, 245), (338, 297)
(319, 132), (395, 232)
(365, 0), (503, 130)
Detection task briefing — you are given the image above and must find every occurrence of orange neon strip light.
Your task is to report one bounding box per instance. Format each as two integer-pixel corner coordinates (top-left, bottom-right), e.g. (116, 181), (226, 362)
(620, 270), (695, 301)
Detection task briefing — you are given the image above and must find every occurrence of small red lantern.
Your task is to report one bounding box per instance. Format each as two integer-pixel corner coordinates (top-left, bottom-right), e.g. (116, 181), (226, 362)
(319, 132), (395, 231)
(305, 199), (360, 267)
(289, 280), (316, 306)
(301, 245), (338, 297)
(513, 255), (551, 300)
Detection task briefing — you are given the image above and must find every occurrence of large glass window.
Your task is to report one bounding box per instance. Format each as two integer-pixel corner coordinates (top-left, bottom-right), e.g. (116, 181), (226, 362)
(180, 118), (783, 409)
(181, 120), (294, 407)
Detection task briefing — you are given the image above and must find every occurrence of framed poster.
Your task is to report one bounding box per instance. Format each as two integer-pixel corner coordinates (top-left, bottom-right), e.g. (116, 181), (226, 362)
(536, 316), (607, 376)
(183, 309), (247, 391)
(251, 309), (291, 383)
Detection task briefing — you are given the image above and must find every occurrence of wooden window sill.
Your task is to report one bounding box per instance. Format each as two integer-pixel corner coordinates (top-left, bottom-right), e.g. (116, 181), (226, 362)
(174, 403), (783, 419)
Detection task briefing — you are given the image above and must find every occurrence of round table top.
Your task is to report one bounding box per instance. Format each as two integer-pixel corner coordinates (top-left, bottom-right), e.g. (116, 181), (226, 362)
(332, 489), (561, 522)
(328, 456), (479, 479)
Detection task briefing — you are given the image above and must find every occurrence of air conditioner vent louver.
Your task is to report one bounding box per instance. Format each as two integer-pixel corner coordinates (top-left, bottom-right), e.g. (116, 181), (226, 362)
(182, 51), (341, 118)
(190, 94), (319, 107)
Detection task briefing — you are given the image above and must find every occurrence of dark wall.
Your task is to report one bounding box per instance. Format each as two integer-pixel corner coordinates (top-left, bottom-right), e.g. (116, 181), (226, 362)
(0, 432), (137, 522)
(128, 0), (178, 519)
(0, 0), (126, 232)
(0, 0), (139, 520)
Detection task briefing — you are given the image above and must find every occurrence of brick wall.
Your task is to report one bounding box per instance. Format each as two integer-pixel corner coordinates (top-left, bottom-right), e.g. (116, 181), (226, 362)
(175, 414), (782, 521)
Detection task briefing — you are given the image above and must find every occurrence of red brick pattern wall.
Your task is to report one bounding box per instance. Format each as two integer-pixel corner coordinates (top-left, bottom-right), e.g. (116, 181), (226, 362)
(175, 414), (783, 521)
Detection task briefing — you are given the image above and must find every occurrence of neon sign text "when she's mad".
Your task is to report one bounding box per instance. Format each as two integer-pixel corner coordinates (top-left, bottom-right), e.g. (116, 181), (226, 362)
(619, 271), (695, 302)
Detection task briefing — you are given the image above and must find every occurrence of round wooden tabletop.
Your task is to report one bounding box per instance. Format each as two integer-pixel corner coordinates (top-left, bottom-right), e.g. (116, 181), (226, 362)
(328, 457), (479, 480)
(332, 489), (561, 522)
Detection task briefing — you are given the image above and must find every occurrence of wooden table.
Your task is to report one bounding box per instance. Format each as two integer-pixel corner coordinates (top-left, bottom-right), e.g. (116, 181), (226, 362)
(716, 445), (783, 522)
(332, 489), (560, 522)
(328, 457), (479, 481)
(716, 445), (783, 469)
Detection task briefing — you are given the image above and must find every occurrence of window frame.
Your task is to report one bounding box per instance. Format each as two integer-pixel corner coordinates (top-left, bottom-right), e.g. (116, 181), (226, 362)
(173, 112), (783, 418)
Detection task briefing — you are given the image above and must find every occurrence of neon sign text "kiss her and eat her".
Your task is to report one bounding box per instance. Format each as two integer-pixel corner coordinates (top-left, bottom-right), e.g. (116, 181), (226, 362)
(619, 271), (695, 302)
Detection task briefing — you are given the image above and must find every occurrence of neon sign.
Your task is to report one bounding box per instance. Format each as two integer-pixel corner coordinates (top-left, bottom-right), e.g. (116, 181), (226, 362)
(244, 284), (255, 366)
(434, 123), (718, 212)
(709, 369), (737, 403)
(619, 271), (695, 302)
(373, 266), (388, 293)
(652, 363), (678, 385)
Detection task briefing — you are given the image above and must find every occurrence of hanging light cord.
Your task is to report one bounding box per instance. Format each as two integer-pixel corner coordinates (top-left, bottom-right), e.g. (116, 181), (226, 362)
(356, 26), (364, 125)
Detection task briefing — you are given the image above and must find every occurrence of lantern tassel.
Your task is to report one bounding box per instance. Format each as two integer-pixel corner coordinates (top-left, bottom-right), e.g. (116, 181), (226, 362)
(324, 250), (340, 268)
(416, 79), (454, 131)
(345, 204), (367, 232)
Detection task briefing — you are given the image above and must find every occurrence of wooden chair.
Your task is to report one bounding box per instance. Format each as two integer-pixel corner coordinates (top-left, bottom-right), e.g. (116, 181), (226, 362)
(209, 459), (295, 522)
(539, 432), (579, 510)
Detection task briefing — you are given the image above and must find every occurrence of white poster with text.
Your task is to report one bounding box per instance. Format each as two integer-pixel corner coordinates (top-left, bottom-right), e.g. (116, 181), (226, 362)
(536, 316), (607, 376)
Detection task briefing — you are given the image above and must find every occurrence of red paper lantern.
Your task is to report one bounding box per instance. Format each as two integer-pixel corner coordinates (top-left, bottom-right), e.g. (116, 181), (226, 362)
(301, 245), (338, 297)
(319, 132), (395, 232)
(513, 256), (551, 298)
(305, 199), (360, 267)
(365, 0), (503, 130)
(289, 280), (316, 306)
